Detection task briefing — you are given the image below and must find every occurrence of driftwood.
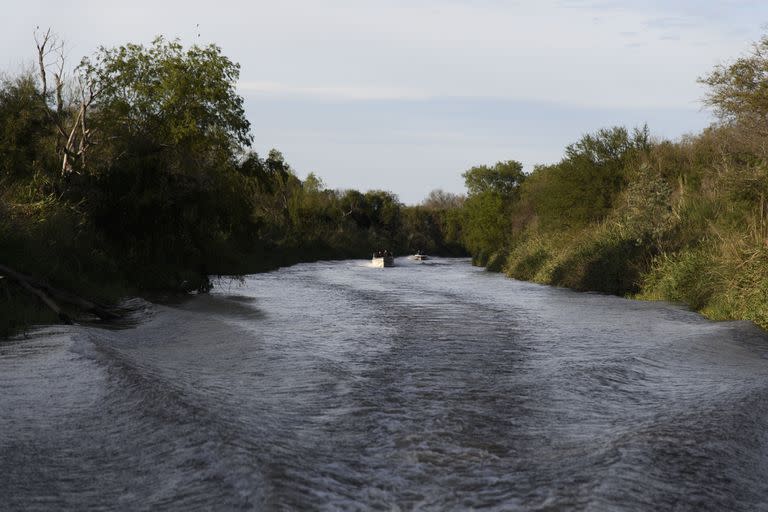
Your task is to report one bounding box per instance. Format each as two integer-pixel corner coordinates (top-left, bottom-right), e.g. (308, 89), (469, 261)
(0, 264), (119, 323)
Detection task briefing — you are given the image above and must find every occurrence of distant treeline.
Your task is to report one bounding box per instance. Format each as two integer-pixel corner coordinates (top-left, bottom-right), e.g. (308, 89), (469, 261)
(458, 34), (768, 330)
(0, 33), (464, 335)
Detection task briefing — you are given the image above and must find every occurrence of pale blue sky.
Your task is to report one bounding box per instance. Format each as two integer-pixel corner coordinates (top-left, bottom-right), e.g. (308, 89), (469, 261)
(2, 1), (767, 203)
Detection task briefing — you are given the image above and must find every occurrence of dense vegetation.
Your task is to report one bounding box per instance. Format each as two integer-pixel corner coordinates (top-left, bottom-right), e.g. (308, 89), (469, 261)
(459, 35), (768, 330)
(0, 34), (463, 336)
(6, 30), (768, 335)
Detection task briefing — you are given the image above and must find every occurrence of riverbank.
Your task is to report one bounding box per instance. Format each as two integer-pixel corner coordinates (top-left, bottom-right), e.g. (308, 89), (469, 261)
(0, 205), (463, 339)
(453, 35), (768, 333)
(8, 30), (768, 337)
(475, 201), (768, 332)
(0, 36), (465, 338)
(0, 244), (363, 338)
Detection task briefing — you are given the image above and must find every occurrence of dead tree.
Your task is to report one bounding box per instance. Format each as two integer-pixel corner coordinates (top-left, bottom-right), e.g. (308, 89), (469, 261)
(34, 27), (98, 176)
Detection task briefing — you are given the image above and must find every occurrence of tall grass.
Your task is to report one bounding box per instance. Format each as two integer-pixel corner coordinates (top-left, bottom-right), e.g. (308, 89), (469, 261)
(467, 123), (768, 331)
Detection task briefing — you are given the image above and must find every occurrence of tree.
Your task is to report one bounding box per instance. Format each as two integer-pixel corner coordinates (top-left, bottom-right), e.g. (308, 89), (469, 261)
(526, 126), (650, 229)
(0, 74), (53, 182)
(76, 37), (256, 288)
(460, 160), (525, 259)
(303, 172), (324, 193)
(421, 189), (464, 210)
(34, 28), (98, 177)
(461, 190), (508, 258)
(699, 34), (768, 131)
(364, 190), (402, 240)
(462, 160), (525, 197)
(82, 36), (252, 171)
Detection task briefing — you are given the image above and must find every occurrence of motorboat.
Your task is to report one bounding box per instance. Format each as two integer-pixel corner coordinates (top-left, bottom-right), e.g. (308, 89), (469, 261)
(372, 252), (394, 267)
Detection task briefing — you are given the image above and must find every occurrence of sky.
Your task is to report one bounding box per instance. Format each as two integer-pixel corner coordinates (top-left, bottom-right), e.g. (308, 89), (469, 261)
(2, 1), (768, 203)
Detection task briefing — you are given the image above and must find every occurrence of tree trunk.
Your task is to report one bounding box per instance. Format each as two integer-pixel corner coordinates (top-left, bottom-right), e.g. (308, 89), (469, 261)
(0, 264), (119, 322)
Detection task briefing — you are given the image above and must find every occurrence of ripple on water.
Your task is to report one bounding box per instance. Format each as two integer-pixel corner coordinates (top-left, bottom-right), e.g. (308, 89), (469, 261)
(2, 258), (768, 510)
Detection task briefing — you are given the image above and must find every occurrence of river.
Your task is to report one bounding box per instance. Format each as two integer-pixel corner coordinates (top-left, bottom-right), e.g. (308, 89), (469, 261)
(2, 258), (768, 511)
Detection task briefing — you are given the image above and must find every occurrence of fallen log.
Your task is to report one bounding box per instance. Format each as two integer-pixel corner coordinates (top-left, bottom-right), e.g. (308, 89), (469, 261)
(0, 264), (118, 322)
(12, 274), (73, 324)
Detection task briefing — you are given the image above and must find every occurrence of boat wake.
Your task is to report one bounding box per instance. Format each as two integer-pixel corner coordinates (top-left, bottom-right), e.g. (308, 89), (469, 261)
(2, 258), (768, 510)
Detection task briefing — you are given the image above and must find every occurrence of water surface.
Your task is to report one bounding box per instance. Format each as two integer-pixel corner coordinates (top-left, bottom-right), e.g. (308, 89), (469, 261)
(2, 258), (768, 510)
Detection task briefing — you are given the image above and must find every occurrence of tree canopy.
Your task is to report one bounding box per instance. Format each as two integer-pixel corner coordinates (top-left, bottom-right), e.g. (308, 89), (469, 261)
(462, 160), (525, 197)
(523, 126), (650, 229)
(700, 35), (768, 130)
(82, 36), (252, 167)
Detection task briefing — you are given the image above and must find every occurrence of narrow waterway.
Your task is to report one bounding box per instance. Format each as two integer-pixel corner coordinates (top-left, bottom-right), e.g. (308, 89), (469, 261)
(2, 258), (768, 511)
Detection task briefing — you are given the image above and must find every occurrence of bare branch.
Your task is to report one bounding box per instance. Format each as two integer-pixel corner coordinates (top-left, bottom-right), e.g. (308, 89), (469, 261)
(34, 27), (52, 97)
(61, 106), (84, 175)
(53, 43), (66, 114)
(33, 29), (100, 176)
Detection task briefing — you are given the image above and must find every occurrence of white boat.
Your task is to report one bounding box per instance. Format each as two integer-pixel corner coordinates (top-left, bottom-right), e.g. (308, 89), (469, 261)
(412, 253), (429, 261)
(371, 255), (394, 267)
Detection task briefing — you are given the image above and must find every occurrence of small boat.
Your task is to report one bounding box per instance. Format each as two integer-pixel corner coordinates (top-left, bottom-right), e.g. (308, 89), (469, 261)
(372, 256), (394, 267)
(372, 251), (394, 268)
(410, 250), (429, 261)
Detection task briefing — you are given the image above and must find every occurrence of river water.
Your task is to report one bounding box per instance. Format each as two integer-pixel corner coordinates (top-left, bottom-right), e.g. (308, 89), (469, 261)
(2, 258), (768, 511)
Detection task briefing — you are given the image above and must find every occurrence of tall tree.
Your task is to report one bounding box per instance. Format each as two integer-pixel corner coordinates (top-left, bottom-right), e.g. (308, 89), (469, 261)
(77, 37), (256, 287)
(82, 36), (252, 173)
(460, 160), (525, 258)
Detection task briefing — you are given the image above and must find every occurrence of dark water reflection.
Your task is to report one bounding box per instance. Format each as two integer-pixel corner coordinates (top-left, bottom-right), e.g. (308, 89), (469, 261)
(2, 258), (768, 511)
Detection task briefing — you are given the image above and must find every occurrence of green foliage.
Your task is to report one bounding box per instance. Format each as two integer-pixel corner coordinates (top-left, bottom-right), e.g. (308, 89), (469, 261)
(501, 222), (653, 295)
(13, 28), (768, 336)
(459, 74), (768, 328)
(0, 35), (466, 335)
(462, 160), (525, 196)
(460, 160), (525, 257)
(363, 190), (402, 240)
(462, 191), (508, 257)
(699, 35), (768, 131)
(548, 228), (649, 295)
(0, 192), (126, 336)
(400, 205), (465, 256)
(524, 126), (650, 230)
(71, 37), (258, 289)
(421, 189), (464, 210)
(83, 37), (251, 152)
(640, 233), (768, 330)
(640, 248), (716, 310)
(0, 73), (54, 184)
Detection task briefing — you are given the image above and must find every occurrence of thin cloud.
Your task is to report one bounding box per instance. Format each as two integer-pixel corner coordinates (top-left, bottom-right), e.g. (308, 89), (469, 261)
(645, 17), (696, 30)
(237, 81), (432, 101)
(3, 0), (766, 202)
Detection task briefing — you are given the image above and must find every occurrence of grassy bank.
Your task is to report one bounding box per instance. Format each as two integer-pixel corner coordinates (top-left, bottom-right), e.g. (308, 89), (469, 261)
(456, 34), (768, 330)
(463, 122), (768, 330)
